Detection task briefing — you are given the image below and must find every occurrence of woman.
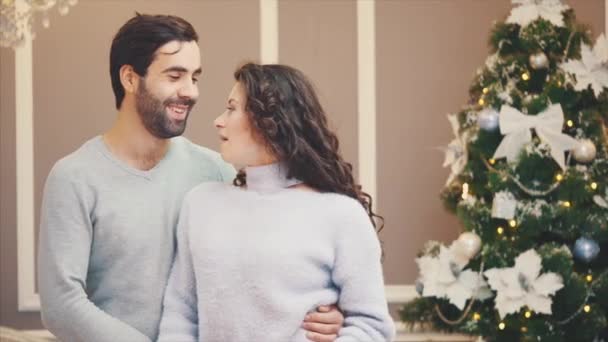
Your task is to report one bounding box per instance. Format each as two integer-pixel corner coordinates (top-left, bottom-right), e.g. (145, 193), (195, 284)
(157, 63), (395, 341)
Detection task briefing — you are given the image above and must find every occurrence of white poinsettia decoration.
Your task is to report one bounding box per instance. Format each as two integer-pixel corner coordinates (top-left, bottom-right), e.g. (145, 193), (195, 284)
(484, 249), (564, 319)
(560, 34), (608, 97)
(416, 244), (490, 310)
(442, 114), (469, 186)
(593, 34), (608, 64)
(506, 0), (569, 28)
(485, 53), (500, 70)
(594, 188), (608, 209)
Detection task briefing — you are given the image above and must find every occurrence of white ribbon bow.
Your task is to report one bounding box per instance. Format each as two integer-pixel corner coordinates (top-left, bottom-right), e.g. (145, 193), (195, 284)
(493, 104), (579, 170)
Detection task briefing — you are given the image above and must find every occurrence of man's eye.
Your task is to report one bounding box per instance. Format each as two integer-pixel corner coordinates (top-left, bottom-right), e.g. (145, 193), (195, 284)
(192, 78), (199, 84)
(168, 75), (180, 80)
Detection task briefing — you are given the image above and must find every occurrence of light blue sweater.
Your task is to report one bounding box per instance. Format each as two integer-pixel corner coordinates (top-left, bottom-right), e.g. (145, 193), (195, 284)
(37, 136), (235, 342)
(157, 163), (395, 342)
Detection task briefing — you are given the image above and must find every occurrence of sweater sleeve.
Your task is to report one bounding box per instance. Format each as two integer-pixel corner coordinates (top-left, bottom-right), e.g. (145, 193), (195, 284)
(157, 195), (198, 342)
(331, 202), (396, 342)
(37, 163), (151, 342)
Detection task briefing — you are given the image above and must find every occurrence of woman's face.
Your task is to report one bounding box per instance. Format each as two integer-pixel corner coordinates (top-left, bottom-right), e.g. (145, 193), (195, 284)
(214, 82), (275, 167)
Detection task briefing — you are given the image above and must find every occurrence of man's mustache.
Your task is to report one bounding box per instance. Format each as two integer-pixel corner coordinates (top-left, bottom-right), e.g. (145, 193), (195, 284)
(164, 98), (197, 108)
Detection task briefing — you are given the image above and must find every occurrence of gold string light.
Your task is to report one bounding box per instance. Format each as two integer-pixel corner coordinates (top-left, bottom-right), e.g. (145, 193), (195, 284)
(461, 183), (470, 200)
(584, 305), (591, 313)
(555, 173), (564, 182)
(498, 322), (506, 330)
(509, 220), (517, 228)
(591, 182), (598, 190)
(524, 311), (532, 318)
(586, 274), (593, 283)
(473, 312), (481, 321)
(567, 120), (574, 127)
(497, 227), (504, 235)
(522, 73), (530, 81)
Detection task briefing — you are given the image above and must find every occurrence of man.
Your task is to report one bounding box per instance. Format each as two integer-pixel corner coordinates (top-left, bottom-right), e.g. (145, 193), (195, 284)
(38, 13), (343, 342)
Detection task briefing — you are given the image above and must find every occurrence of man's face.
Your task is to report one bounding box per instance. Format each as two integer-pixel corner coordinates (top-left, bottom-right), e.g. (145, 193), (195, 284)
(135, 40), (201, 139)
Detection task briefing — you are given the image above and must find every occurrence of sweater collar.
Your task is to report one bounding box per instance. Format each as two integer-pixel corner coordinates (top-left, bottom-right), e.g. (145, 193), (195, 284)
(244, 162), (302, 193)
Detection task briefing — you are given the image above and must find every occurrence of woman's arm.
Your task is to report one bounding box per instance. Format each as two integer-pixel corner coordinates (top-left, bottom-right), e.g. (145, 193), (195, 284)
(157, 197), (198, 342)
(331, 203), (396, 342)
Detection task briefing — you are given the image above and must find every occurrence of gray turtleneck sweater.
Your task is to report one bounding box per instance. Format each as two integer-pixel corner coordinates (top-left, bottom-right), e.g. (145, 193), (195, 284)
(157, 163), (395, 342)
(37, 136), (235, 342)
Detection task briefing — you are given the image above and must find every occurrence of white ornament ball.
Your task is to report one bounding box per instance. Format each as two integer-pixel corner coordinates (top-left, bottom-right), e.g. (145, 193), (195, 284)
(529, 52), (549, 69)
(477, 108), (500, 131)
(572, 139), (597, 163)
(454, 232), (482, 260)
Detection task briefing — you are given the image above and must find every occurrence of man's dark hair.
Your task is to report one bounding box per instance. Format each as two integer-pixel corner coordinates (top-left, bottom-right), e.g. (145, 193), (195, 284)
(109, 13), (198, 109)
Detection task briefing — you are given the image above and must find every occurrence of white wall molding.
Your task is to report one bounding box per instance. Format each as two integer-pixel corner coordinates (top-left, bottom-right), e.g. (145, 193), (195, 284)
(260, 0), (278, 64)
(15, 0), (40, 312)
(23, 327), (476, 342)
(604, 0), (608, 34)
(385, 284), (417, 304)
(356, 0), (377, 207)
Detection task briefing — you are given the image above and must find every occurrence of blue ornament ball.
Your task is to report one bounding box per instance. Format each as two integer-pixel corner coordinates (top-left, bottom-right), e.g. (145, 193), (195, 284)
(573, 237), (600, 263)
(415, 278), (424, 296)
(477, 109), (500, 131)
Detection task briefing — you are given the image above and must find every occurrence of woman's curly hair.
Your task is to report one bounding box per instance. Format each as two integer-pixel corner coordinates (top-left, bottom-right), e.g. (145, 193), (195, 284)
(232, 63), (384, 233)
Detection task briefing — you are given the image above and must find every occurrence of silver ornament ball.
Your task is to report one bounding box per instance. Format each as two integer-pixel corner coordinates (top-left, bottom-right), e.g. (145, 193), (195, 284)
(573, 237), (600, 263)
(572, 139), (597, 163)
(529, 52), (549, 69)
(477, 108), (500, 131)
(454, 231), (482, 260)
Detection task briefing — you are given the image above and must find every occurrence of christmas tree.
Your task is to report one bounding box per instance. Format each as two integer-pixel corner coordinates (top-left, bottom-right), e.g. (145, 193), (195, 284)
(400, 1), (608, 341)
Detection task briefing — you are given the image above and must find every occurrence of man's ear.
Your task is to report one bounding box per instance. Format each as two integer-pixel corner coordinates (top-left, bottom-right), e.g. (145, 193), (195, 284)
(119, 65), (139, 94)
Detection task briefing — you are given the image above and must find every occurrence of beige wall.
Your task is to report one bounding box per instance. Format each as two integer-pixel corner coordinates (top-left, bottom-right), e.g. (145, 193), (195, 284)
(0, 0), (604, 331)
(279, 0), (359, 171)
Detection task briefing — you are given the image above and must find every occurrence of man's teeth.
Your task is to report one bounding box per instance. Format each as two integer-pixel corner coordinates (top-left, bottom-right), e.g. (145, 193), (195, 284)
(169, 105), (187, 114)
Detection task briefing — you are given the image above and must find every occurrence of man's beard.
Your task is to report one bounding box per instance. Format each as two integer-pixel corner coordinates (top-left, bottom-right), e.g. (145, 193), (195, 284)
(135, 81), (196, 139)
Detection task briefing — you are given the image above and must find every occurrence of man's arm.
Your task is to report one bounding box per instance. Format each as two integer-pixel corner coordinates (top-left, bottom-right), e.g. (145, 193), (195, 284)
(37, 164), (151, 342)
